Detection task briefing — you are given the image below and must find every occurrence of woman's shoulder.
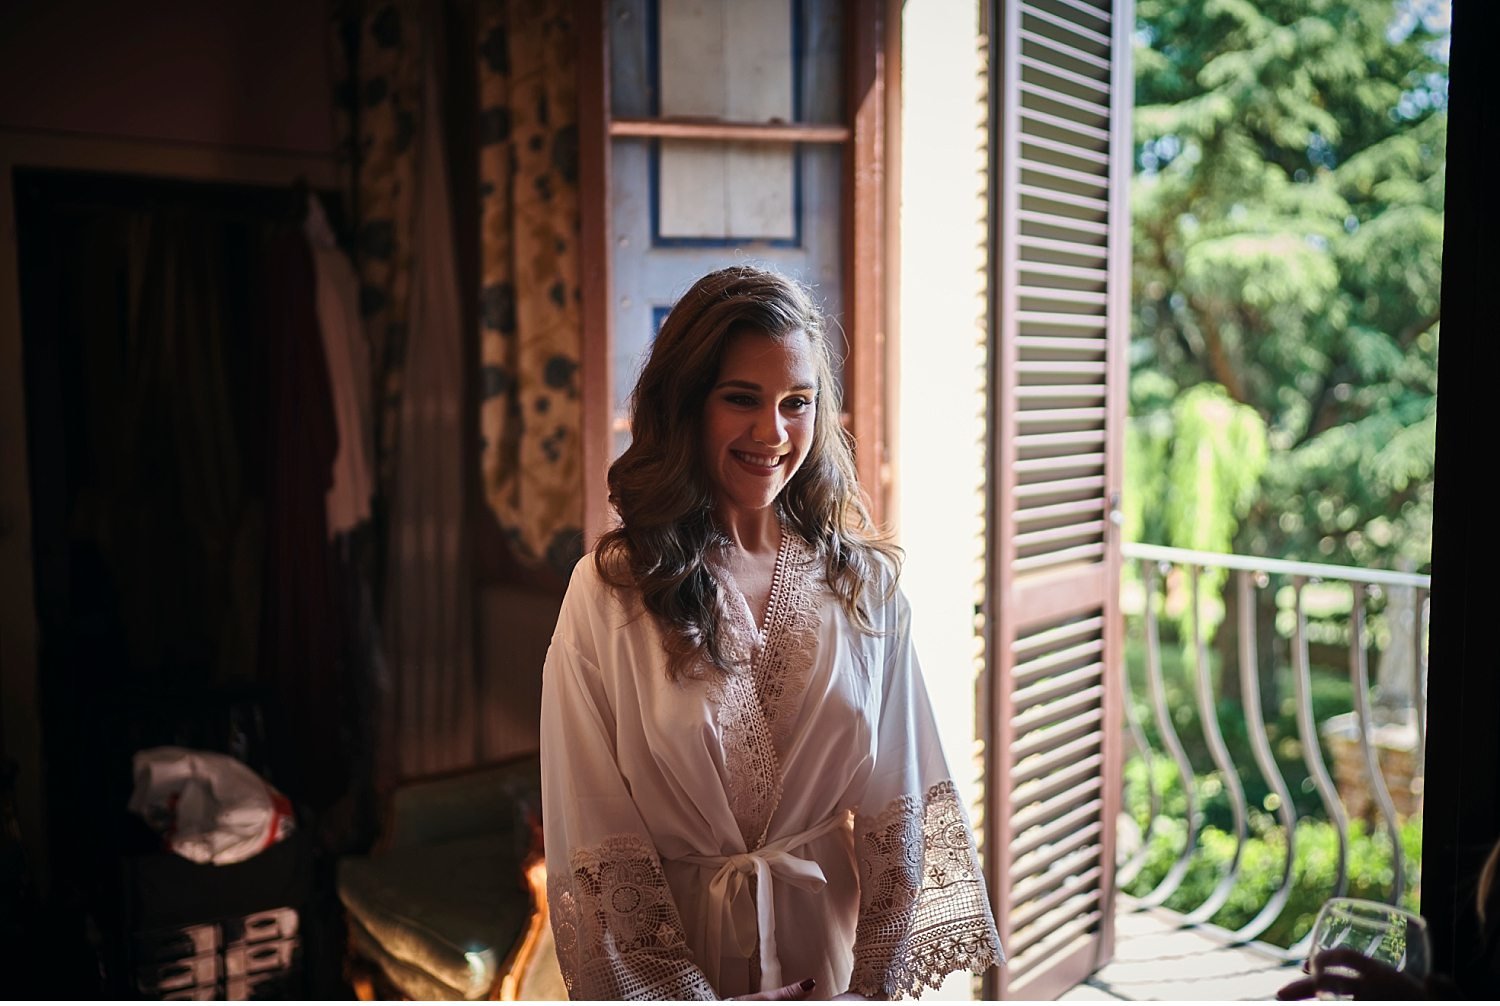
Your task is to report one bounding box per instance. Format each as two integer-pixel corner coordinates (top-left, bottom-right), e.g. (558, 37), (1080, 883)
(854, 542), (905, 608)
(796, 532), (907, 629)
(549, 553), (655, 681)
(560, 548), (645, 619)
(868, 544), (902, 585)
(563, 550), (605, 589)
(562, 549), (615, 595)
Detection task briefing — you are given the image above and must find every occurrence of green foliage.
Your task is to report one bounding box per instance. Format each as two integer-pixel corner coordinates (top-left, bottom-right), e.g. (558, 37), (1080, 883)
(1123, 757), (1422, 948)
(1126, 383), (1268, 644)
(1130, 0), (1446, 573)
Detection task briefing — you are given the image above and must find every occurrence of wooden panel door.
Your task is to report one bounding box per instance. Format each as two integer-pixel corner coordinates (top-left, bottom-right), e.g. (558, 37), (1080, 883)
(982, 0), (1133, 998)
(579, 0), (897, 545)
(602, 0), (846, 458)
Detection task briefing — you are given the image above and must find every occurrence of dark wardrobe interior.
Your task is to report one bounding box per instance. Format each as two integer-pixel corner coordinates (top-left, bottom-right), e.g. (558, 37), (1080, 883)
(10, 168), (371, 996)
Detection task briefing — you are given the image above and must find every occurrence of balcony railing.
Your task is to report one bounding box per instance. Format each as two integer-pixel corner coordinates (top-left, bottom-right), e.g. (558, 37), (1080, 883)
(1116, 542), (1430, 961)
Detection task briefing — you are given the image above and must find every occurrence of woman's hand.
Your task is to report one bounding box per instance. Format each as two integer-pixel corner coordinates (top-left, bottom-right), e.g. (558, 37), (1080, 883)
(731, 977), (817, 1000)
(1276, 948), (1427, 1000)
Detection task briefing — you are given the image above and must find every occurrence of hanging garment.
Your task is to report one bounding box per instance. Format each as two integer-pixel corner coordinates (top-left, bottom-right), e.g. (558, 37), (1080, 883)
(540, 532), (1003, 1000)
(304, 193), (375, 538)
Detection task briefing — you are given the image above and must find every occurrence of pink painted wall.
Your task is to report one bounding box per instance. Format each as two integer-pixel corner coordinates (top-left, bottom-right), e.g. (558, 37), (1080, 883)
(0, 0), (335, 155)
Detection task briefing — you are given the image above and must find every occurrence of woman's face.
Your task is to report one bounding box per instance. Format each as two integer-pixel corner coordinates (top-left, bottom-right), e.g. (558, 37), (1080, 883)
(700, 328), (818, 521)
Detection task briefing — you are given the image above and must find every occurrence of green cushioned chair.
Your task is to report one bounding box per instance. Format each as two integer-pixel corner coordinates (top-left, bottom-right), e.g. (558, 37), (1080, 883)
(337, 755), (561, 1000)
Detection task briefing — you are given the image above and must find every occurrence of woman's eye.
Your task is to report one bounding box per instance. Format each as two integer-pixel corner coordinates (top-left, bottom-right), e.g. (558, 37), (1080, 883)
(783, 396), (814, 412)
(726, 394), (756, 407)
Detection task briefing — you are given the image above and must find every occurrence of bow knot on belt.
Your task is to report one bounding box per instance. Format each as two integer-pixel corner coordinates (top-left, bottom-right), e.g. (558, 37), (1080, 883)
(679, 811), (850, 992)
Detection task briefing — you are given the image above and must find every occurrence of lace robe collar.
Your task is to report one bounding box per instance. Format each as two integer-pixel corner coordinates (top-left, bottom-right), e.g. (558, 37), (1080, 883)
(710, 528), (823, 850)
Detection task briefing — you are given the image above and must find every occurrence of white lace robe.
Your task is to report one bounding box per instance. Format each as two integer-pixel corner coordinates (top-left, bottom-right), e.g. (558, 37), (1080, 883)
(541, 536), (1003, 1000)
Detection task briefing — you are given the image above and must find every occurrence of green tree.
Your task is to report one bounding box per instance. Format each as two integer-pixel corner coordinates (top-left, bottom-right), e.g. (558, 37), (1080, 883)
(1130, 0), (1447, 573)
(1127, 381), (1268, 644)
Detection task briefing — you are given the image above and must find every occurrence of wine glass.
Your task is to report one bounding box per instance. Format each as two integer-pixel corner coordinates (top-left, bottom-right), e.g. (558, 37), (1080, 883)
(1308, 896), (1430, 999)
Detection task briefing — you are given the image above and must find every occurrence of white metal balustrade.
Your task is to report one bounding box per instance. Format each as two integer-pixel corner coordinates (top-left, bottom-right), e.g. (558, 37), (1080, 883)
(1116, 543), (1430, 961)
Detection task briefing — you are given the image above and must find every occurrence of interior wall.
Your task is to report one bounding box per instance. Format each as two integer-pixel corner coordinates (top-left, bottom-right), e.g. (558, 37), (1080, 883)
(0, 0), (336, 156)
(896, 10), (985, 997)
(476, 584), (562, 763)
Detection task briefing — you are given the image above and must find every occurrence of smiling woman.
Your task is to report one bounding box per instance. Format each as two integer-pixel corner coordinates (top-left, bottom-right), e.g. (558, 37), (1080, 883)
(700, 331), (817, 539)
(537, 266), (1004, 1000)
(596, 266), (873, 681)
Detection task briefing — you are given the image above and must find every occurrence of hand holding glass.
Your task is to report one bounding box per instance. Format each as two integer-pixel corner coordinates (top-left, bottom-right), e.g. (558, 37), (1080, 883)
(1307, 897), (1430, 999)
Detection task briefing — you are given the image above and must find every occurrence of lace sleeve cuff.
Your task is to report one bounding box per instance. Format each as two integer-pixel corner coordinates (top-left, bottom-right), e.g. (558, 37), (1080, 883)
(549, 833), (719, 1000)
(849, 781), (1004, 999)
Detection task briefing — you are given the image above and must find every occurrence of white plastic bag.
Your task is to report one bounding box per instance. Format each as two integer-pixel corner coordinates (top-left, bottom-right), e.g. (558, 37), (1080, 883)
(127, 747), (296, 865)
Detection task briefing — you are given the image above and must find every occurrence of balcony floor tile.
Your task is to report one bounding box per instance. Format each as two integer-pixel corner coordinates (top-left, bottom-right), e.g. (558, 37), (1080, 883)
(1058, 900), (1303, 1001)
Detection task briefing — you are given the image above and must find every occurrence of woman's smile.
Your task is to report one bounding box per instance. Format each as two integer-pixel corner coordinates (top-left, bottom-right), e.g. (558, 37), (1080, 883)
(700, 328), (816, 525)
(731, 449), (786, 472)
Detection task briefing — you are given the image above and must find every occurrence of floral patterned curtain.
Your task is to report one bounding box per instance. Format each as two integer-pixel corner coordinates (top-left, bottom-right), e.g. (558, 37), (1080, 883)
(333, 1), (477, 784)
(331, 0), (585, 782)
(477, 1), (585, 575)
(336, 0), (584, 575)
(331, 2), (420, 502)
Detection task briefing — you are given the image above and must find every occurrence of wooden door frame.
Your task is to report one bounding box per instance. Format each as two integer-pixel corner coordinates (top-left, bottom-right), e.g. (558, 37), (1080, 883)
(578, 0), (613, 551)
(1422, 0), (1500, 989)
(844, 0), (902, 527)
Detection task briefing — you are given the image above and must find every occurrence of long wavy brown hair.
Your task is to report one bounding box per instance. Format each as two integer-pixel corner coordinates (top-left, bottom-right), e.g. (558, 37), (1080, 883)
(595, 265), (901, 680)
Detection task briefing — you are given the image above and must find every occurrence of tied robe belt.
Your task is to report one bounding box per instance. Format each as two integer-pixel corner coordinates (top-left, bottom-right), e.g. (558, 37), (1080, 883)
(678, 811), (852, 992)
